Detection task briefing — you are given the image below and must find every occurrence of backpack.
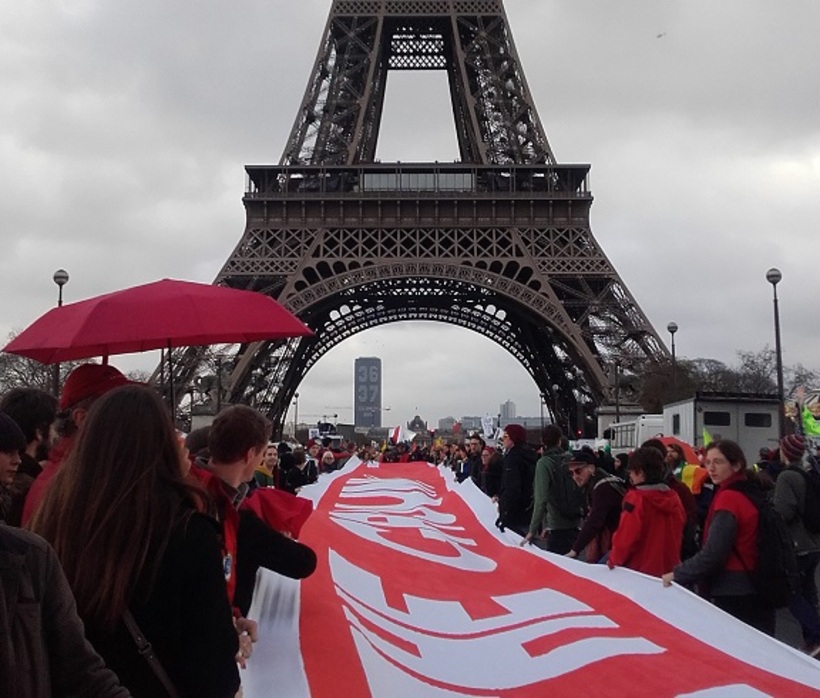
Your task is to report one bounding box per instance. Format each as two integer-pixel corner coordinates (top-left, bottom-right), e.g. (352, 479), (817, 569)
(592, 474), (626, 499)
(726, 480), (800, 608)
(787, 463), (820, 533)
(550, 452), (585, 520)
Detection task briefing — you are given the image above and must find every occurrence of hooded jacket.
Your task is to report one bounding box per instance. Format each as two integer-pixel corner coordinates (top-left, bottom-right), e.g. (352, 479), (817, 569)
(773, 463), (820, 555)
(609, 483), (686, 577)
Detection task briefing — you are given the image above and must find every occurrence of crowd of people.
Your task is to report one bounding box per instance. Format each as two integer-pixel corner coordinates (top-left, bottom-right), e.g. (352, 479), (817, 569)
(1, 364), (317, 697)
(292, 421), (819, 661)
(431, 422), (820, 658)
(3, 370), (820, 696)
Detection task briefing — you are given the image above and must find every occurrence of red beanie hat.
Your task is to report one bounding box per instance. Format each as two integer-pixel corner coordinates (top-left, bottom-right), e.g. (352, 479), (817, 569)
(504, 424), (527, 445)
(780, 434), (806, 463)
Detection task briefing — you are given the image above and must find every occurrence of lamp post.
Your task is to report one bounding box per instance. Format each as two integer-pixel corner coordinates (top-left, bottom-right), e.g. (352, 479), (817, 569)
(51, 269), (69, 397)
(614, 360), (621, 424)
(575, 368), (584, 438)
(766, 268), (786, 439)
(667, 322), (678, 399)
(293, 392), (299, 440)
(551, 383), (562, 434)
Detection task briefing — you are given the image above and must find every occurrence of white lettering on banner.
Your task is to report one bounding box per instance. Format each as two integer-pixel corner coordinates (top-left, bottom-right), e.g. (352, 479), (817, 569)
(329, 550), (665, 691)
(329, 476), (497, 572)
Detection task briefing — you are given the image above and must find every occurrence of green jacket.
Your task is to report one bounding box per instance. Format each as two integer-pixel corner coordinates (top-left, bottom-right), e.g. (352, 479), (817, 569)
(529, 446), (579, 534)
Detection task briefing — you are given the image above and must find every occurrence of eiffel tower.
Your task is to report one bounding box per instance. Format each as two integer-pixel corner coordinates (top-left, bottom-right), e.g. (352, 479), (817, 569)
(173, 0), (668, 436)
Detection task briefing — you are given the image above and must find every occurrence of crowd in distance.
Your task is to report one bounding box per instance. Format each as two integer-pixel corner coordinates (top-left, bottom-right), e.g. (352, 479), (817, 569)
(2, 369), (820, 698)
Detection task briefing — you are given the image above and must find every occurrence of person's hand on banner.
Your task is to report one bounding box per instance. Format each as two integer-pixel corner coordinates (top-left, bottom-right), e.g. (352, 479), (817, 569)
(235, 616), (258, 668)
(661, 572), (674, 587)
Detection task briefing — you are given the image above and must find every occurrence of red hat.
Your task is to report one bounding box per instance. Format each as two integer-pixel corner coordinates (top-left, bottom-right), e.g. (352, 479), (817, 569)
(779, 434), (806, 463)
(60, 363), (131, 410)
(503, 424), (527, 445)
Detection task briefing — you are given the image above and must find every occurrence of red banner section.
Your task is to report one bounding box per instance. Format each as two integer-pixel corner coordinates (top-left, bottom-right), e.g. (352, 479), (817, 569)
(282, 462), (820, 696)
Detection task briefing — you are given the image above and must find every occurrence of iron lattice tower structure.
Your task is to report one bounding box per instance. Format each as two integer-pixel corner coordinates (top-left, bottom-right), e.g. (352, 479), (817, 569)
(172, 0), (668, 435)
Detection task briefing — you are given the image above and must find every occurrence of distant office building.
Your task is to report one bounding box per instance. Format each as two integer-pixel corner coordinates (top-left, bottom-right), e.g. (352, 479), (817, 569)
(500, 400), (516, 420)
(438, 416), (457, 431)
(499, 416), (545, 430)
(354, 357), (382, 428)
(460, 416), (483, 431)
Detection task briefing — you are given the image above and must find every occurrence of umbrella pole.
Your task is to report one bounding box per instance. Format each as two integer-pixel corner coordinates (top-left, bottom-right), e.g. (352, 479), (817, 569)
(167, 340), (176, 423)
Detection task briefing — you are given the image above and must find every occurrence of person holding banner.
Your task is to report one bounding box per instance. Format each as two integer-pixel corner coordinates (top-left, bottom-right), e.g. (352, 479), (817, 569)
(608, 446), (685, 576)
(31, 385), (241, 697)
(497, 425), (537, 536)
(773, 433), (820, 657)
(662, 440), (775, 637)
(565, 449), (625, 563)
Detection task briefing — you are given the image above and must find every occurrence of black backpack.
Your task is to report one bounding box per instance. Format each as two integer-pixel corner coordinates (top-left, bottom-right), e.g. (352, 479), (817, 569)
(787, 463), (820, 533)
(550, 452), (585, 520)
(726, 480), (800, 608)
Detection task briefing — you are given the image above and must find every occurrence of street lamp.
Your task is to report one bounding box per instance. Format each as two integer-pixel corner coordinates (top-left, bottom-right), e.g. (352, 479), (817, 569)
(614, 360), (621, 424)
(51, 269), (69, 397)
(766, 268), (786, 439)
(293, 392), (299, 440)
(667, 322), (678, 398)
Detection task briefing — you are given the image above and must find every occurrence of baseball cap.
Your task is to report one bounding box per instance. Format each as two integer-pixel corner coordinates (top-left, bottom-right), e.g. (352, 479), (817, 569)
(60, 363), (132, 411)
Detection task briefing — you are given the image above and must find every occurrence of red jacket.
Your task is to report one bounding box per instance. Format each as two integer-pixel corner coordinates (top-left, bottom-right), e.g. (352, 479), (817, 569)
(704, 473), (759, 572)
(610, 484), (686, 577)
(21, 436), (76, 526)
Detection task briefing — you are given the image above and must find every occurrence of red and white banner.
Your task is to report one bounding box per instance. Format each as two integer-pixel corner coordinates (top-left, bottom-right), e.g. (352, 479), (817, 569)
(244, 460), (820, 697)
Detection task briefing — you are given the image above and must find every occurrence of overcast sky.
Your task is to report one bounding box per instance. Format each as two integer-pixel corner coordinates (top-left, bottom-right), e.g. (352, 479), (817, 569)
(2, 1), (819, 428)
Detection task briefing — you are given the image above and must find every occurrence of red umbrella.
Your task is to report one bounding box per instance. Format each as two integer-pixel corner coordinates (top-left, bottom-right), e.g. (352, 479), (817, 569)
(658, 436), (699, 465)
(4, 278), (313, 364)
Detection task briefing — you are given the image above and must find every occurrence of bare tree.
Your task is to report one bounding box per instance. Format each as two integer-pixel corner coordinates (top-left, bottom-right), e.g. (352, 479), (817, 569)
(636, 347), (819, 410)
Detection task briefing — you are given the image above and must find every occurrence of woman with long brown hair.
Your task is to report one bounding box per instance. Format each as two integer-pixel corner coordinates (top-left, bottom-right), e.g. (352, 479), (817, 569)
(31, 385), (239, 697)
(662, 439), (775, 636)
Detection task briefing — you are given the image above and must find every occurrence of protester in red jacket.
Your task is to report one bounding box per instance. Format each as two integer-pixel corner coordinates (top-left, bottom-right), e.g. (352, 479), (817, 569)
(609, 446), (686, 577)
(662, 440), (774, 636)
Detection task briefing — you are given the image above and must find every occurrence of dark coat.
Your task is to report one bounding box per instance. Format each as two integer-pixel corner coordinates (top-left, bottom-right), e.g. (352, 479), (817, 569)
(233, 509), (318, 616)
(283, 461), (318, 494)
(84, 513), (240, 698)
(482, 452), (504, 498)
(6, 453), (42, 526)
(498, 444), (537, 531)
(571, 470), (625, 558)
(0, 525), (129, 698)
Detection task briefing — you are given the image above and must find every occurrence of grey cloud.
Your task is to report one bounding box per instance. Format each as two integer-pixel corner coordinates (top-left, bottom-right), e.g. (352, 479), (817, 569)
(2, 0), (819, 426)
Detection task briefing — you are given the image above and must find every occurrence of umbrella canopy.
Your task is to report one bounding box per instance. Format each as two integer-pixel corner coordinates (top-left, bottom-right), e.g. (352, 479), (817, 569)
(4, 278), (313, 364)
(658, 436), (700, 465)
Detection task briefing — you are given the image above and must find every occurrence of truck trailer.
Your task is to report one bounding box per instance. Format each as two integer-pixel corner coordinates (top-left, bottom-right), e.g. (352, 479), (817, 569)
(662, 392), (780, 458)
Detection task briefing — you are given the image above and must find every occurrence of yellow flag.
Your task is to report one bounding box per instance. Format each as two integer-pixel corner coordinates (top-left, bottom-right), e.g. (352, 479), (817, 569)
(703, 428), (713, 446)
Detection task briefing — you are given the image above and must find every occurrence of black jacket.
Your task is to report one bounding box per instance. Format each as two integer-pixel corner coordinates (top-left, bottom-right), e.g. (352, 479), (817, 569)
(498, 444), (537, 530)
(84, 513), (240, 698)
(234, 509), (318, 616)
(0, 525), (129, 698)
